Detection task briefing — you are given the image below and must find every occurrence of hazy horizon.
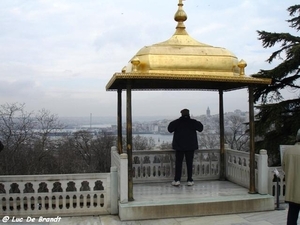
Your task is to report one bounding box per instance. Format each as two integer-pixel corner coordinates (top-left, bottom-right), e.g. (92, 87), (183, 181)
(59, 108), (248, 126)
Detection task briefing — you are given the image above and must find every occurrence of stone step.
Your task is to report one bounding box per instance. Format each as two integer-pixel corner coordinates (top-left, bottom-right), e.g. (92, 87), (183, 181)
(118, 194), (274, 221)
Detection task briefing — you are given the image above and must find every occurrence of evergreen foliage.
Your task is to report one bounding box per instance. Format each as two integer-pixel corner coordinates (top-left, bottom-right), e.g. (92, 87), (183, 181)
(253, 5), (300, 165)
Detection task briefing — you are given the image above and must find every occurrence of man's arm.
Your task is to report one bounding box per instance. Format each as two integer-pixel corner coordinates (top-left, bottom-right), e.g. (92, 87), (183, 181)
(195, 120), (203, 132)
(168, 120), (178, 133)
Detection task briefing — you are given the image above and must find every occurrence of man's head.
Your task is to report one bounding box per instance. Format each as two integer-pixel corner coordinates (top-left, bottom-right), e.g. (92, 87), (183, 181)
(180, 109), (189, 116)
(296, 129), (300, 142)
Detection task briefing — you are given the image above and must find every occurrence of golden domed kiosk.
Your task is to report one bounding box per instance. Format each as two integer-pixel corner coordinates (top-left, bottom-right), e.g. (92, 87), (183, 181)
(106, 0), (271, 202)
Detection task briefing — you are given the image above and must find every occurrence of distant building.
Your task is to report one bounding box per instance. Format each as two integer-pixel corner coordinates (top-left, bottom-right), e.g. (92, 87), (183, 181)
(206, 107), (211, 117)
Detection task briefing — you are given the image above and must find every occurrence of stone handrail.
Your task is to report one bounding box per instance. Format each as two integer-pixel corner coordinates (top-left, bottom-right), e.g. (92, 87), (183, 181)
(111, 147), (128, 203)
(111, 147), (220, 202)
(0, 172), (117, 217)
(225, 149), (253, 189)
(225, 148), (261, 192)
(132, 149), (220, 183)
(225, 148), (286, 201)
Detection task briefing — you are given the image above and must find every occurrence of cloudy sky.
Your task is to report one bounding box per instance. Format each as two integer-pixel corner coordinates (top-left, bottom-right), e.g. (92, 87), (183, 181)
(0, 0), (298, 119)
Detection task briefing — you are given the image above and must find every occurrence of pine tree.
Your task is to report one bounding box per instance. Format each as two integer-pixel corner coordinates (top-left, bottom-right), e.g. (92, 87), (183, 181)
(253, 5), (300, 166)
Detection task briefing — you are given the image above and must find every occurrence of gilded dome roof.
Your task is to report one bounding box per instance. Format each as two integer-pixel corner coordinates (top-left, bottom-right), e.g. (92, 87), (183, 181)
(124, 0), (243, 77)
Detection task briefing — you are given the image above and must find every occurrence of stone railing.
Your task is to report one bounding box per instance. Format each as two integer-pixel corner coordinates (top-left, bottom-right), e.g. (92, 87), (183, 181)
(111, 147), (220, 203)
(0, 172), (118, 217)
(112, 147), (220, 185)
(225, 148), (257, 190)
(131, 149), (220, 183)
(225, 148), (270, 194)
(226, 148), (286, 202)
(111, 148), (128, 204)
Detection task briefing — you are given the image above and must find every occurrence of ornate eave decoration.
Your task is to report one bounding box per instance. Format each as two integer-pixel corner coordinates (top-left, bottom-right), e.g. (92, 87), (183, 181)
(106, 72), (271, 91)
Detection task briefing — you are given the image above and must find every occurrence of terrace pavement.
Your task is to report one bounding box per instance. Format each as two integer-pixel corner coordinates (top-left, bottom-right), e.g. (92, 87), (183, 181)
(20, 208), (292, 225)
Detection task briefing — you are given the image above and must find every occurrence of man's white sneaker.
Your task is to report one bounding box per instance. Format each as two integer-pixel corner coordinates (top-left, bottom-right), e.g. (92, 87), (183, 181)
(172, 181), (180, 186)
(187, 181), (194, 186)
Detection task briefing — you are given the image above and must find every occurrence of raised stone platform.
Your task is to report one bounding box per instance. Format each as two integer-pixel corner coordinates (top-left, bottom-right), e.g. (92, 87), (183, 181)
(119, 181), (275, 221)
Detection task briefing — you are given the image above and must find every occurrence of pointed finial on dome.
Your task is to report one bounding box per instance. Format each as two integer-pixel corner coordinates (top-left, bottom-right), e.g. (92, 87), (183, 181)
(174, 0), (188, 35)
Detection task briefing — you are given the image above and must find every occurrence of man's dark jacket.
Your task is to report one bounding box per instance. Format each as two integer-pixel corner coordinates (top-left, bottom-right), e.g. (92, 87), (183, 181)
(168, 115), (203, 151)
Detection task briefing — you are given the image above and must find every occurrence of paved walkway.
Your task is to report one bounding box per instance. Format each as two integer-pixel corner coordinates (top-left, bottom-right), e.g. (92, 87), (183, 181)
(1, 206), (297, 225)
(48, 207), (295, 225)
(100, 209), (291, 225)
(59, 207), (298, 225)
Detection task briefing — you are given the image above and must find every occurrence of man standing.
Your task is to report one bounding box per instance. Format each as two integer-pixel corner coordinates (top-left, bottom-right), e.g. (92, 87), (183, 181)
(168, 109), (203, 186)
(283, 129), (300, 225)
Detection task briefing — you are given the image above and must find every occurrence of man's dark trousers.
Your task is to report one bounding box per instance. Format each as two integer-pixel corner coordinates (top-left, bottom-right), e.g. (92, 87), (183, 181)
(174, 150), (194, 182)
(287, 202), (300, 225)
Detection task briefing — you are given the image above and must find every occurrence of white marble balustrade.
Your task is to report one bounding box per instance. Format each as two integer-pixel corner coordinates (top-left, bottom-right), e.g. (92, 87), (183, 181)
(131, 149), (220, 183)
(0, 173), (114, 217)
(225, 149), (259, 190)
(225, 148), (286, 202)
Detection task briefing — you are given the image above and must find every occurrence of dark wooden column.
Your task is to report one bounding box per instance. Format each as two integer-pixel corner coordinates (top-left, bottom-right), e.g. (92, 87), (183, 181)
(117, 89), (122, 154)
(126, 83), (134, 201)
(219, 89), (225, 180)
(248, 86), (256, 193)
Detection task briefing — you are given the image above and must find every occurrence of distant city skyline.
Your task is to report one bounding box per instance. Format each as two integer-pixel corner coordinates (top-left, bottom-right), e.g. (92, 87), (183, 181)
(60, 107), (248, 127)
(0, 0), (298, 117)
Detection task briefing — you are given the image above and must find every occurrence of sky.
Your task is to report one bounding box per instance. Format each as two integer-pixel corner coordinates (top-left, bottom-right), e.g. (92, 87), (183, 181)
(0, 0), (299, 119)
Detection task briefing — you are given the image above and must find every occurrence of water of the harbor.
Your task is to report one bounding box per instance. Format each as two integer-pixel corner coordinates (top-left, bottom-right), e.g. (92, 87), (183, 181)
(77, 123), (173, 145)
(48, 127), (173, 146)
